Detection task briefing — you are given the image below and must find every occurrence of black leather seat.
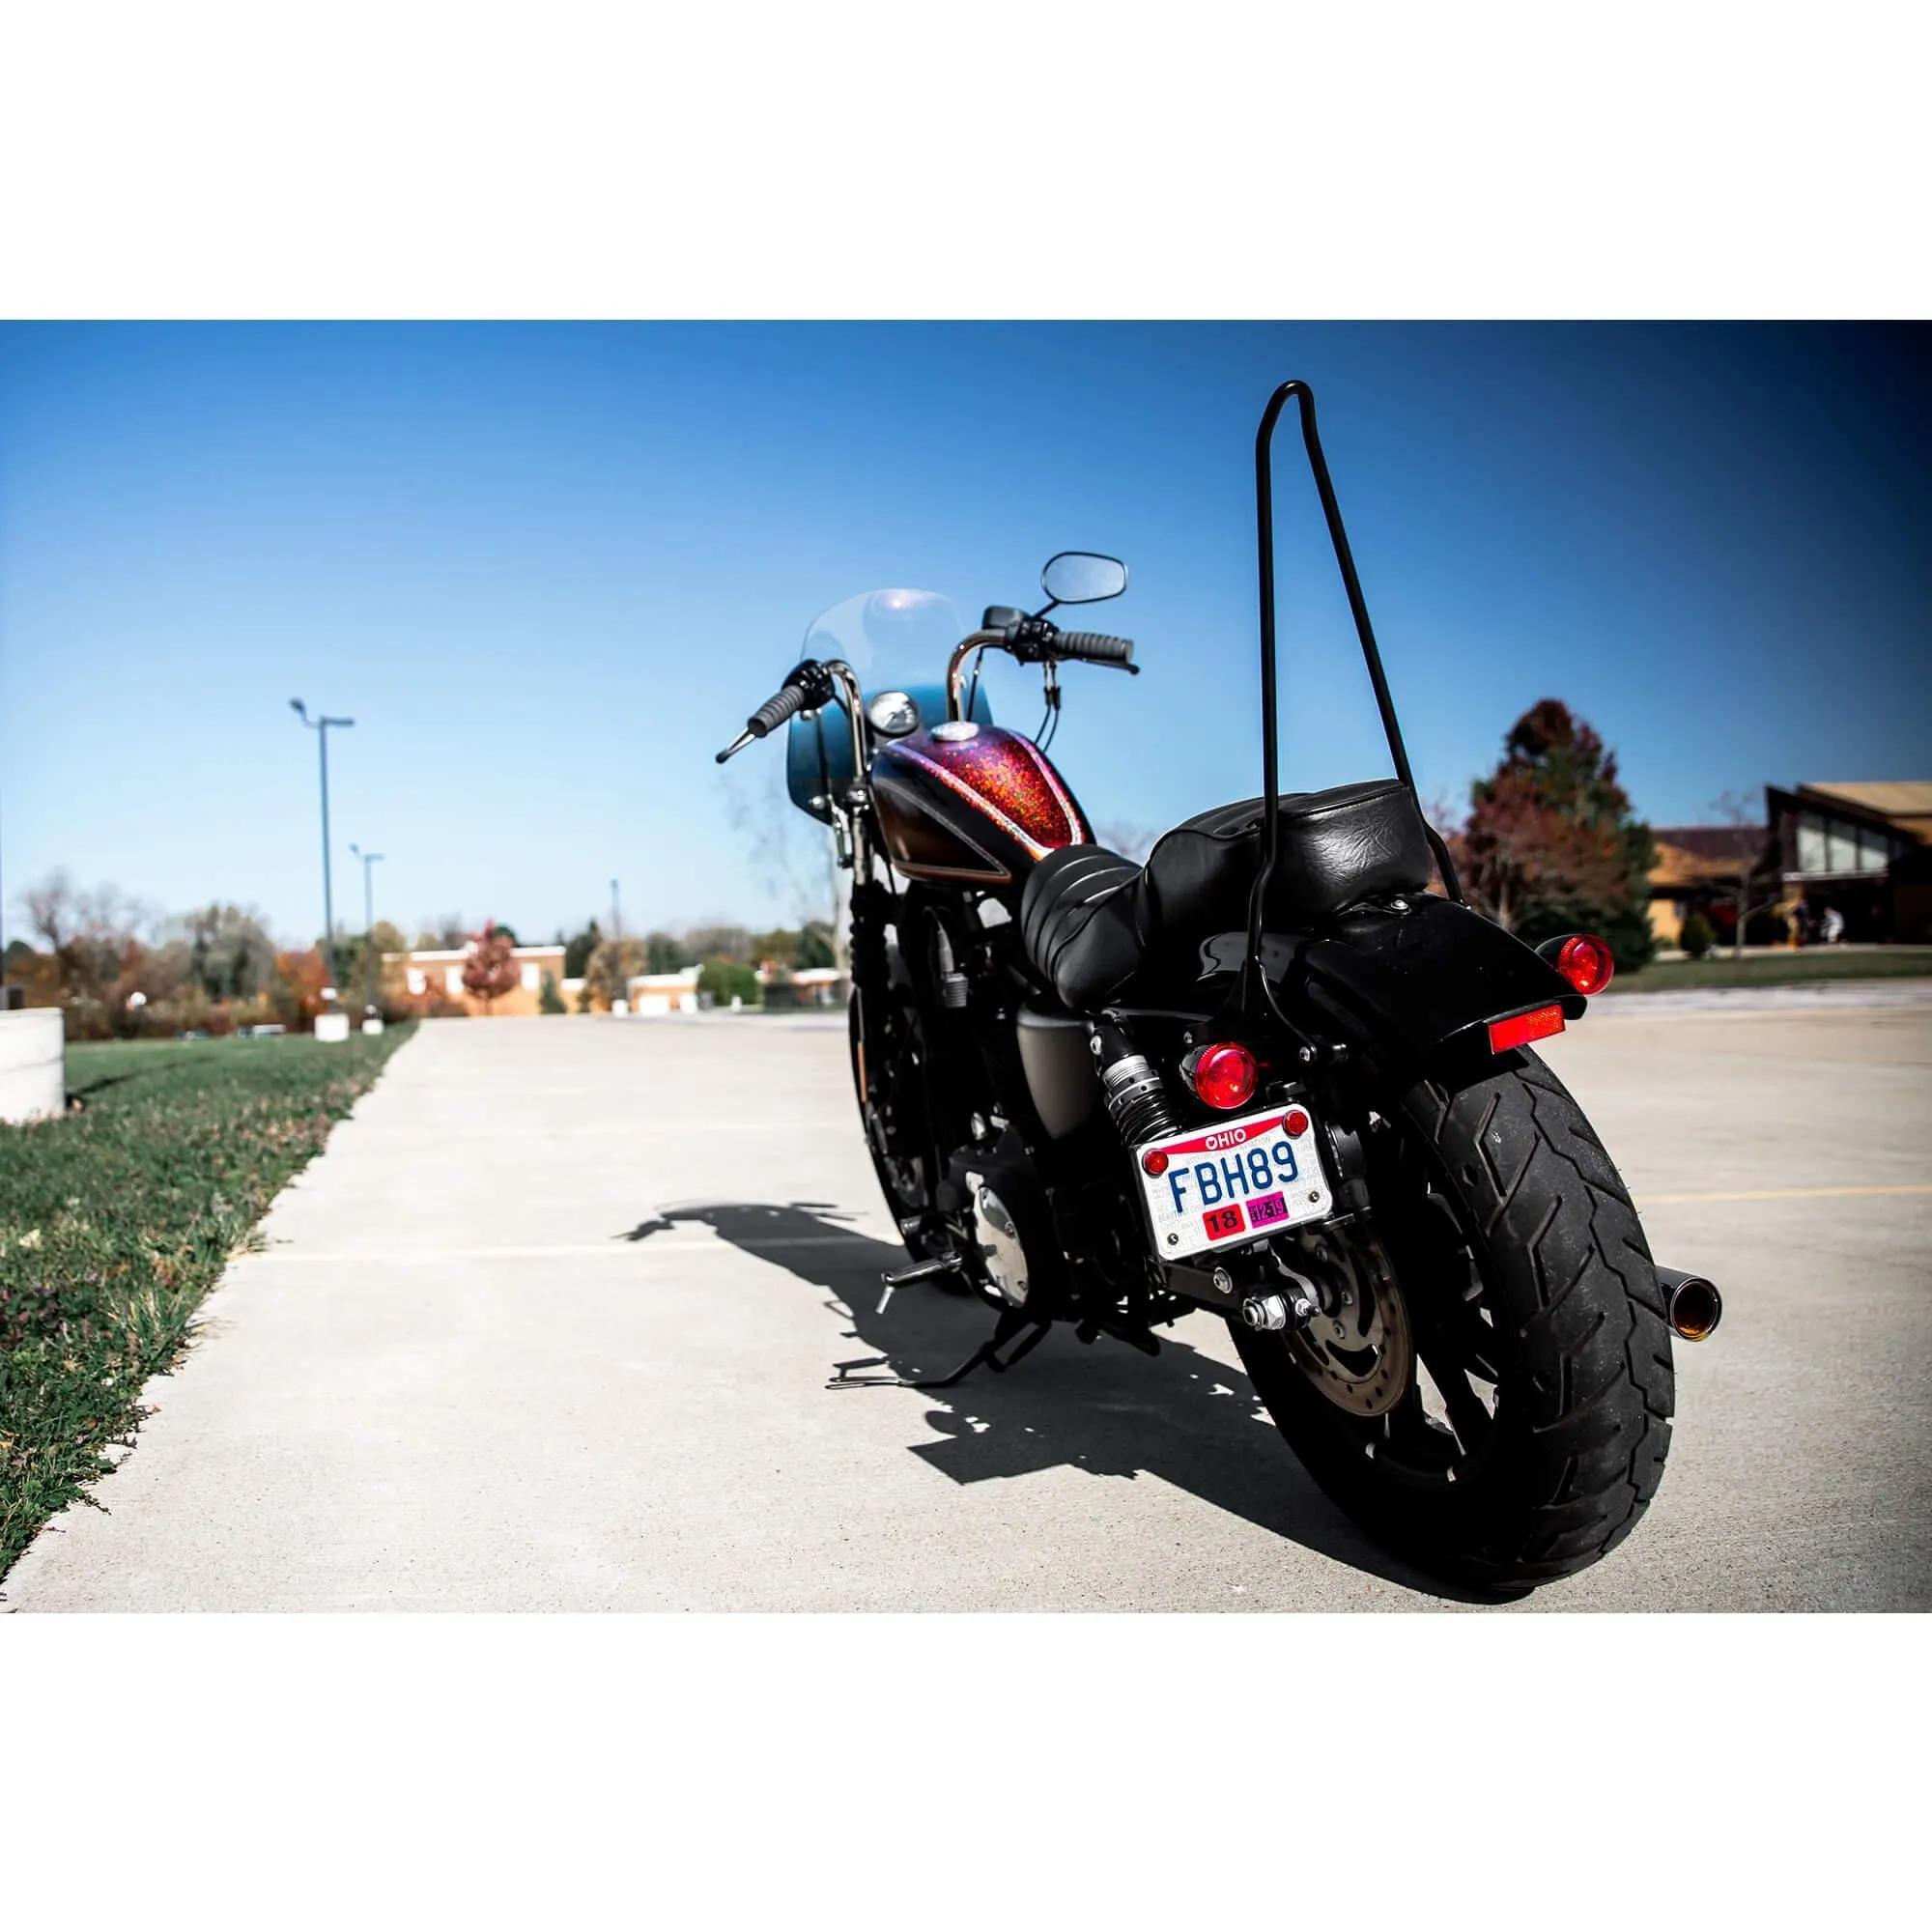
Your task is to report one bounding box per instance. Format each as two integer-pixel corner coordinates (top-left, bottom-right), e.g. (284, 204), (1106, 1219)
(1021, 779), (1435, 1010)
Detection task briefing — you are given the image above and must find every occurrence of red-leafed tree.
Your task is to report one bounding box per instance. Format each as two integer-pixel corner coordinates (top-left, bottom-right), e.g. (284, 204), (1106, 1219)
(1453, 699), (1658, 971)
(462, 921), (520, 1013)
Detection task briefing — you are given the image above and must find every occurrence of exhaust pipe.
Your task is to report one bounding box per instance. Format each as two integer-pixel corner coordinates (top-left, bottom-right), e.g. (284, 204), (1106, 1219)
(1656, 1265), (1722, 1342)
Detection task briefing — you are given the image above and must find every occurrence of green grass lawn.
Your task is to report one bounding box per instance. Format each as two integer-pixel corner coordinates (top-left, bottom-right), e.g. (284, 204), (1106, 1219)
(1609, 947), (1932, 994)
(0, 1026), (413, 1582)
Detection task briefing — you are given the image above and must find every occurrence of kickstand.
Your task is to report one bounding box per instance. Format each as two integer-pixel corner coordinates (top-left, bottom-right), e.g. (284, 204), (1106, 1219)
(826, 1307), (1052, 1391)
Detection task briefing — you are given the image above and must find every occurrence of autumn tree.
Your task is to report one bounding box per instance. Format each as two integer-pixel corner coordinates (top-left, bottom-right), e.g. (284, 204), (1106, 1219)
(582, 935), (643, 1011)
(1456, 699), (1658, 971)
(462, 921), (521, 1013)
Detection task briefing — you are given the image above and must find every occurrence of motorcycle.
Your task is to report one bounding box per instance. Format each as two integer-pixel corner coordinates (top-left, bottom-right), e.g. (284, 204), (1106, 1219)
(719, 379), (1721, 1591)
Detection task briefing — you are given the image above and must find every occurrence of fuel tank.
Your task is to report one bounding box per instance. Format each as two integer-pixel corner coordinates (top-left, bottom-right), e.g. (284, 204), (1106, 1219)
(872, 723), (1091, 888)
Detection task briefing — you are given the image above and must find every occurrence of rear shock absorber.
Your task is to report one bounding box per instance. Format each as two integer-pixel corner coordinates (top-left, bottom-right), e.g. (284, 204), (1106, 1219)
(1090, 1022), (1179, 1147)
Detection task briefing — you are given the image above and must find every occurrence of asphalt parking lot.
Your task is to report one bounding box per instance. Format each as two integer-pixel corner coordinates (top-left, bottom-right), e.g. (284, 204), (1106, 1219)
(7, 989), (1929, 1611)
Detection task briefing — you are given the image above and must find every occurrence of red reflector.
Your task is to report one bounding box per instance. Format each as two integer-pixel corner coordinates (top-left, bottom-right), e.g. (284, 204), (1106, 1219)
(1192, 1042), (1257, 1111)
(1556, 933), (1615, 996)
(1283, 1108), (1310, 1137)
(1142, 1149), (1169, 1176)
(1488, 1005), (1566, 1054)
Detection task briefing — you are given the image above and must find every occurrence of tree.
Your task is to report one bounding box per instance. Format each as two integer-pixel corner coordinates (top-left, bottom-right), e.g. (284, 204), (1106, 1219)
(643, 930), (687, 974)
(368, 919), (409, 959)
(1707, 789), (1781, 960)
(1456, 699), (1658, 971)
(563, 920), (602, 979)
(722, 753), (841, 949)
(180, 902), (278, 1001)
(18, 869), (154, 1023)
(795, 920), (838, 971)
(271, 948), (329, 1029)
(685, 923), (750, 963)
(752, 927), (798, 971)
(582, 936), (642, 1011)
(538, 970), (567, 1014)
(419, 915), (470, 950)
(462, 921), (520, 1013)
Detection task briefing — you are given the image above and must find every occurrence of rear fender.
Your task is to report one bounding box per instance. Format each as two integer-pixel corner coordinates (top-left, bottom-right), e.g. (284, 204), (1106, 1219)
(1267, 897), (1585, 1084)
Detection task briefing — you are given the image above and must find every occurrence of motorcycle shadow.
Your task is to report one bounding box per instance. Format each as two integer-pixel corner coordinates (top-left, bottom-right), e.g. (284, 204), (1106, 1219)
(620, 1200), (1517, 1605)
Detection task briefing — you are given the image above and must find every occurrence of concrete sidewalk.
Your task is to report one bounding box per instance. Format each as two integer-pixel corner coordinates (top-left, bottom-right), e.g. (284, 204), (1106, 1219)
(7, 1007), (1929, 1610)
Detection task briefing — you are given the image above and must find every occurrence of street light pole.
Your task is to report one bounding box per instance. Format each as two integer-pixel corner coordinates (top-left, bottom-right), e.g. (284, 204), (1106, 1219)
(350, 842), (384, 1015)
(610, 878), (622, 1012)
(291, 698), (355, 1003)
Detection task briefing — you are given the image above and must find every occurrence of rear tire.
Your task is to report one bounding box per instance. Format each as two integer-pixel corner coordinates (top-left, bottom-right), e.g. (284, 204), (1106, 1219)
(1233, 1052), (1675, 1590)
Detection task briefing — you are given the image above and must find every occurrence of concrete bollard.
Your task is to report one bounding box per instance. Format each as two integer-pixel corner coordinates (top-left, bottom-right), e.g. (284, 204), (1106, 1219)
(314, 1012), (351, 1043)
(361, 1016), (384, 1036)
(0, 1008), (67, 1123)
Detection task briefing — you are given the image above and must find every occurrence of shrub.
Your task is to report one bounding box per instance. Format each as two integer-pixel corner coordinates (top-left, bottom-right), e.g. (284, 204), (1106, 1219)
(539, 970), (566, 1015)
(1679, 908), (1716, 959)
(696, 957), (760, 1008)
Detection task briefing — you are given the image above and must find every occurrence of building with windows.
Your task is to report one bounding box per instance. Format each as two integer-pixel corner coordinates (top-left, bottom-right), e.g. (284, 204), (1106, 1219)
(1647, 781), (1932, 947)
(383, 943), (566, 1016)
(1766, 782), (1932, 943)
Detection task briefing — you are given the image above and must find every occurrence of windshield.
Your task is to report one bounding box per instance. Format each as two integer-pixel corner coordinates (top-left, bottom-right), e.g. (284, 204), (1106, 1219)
(797, 588), (966, 695)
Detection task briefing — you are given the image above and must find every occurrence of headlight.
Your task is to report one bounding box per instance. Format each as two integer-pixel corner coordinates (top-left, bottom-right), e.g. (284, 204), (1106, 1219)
(866, 690), (921, 738)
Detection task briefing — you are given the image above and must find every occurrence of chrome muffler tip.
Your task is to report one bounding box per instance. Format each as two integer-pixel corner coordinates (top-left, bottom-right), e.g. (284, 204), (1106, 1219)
(1656, 1264), (1722, 1342)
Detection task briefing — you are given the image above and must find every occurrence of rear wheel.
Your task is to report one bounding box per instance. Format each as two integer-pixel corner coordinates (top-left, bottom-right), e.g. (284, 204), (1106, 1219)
(1232, 1052), (1675, 1590)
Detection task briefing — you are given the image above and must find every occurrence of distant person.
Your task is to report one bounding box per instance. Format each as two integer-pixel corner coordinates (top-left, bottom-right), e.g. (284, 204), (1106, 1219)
(1792, 903), (1813, 948)
(1821, 904), (1846, 945)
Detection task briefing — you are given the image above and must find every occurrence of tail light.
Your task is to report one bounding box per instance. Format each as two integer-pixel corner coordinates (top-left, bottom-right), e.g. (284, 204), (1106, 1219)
(1488, 1005), (1566, 1054)
(1554, 933), (1615, 996)
(1186, 1041), (1257, 1111)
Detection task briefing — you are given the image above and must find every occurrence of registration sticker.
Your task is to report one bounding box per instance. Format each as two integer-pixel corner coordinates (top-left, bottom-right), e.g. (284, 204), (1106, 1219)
(1136, 1105), (1331, 1262)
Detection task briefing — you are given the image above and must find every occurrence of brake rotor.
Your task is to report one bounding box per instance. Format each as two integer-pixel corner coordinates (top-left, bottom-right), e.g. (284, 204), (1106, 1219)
(1286, 1236), (1413, 1417)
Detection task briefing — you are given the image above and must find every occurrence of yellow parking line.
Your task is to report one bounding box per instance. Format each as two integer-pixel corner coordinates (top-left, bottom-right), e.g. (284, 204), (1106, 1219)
(1635, 1183), (1932, 1206)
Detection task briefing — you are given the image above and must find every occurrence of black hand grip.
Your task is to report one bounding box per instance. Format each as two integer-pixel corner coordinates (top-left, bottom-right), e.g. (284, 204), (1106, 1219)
(747, 681), (810, 737)
(1054, 630), (1135, 667)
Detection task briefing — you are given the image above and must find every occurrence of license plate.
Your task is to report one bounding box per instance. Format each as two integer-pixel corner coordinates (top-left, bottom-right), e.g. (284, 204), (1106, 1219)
(1135, 1105), (1332, 1262)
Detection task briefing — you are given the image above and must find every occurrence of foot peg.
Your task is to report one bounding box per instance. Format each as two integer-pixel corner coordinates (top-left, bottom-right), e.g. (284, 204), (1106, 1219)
(876, 1252), (962, 1314)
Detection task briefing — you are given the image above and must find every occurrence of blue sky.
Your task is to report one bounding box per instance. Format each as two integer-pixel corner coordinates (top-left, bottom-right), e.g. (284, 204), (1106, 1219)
(2, 322), (1927, 950)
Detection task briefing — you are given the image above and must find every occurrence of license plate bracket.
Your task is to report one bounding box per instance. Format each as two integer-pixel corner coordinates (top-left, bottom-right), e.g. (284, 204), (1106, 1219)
(1135, 1105), (1332, 1262)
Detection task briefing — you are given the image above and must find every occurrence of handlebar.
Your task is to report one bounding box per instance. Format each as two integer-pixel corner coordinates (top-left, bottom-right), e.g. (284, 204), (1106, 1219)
(1052, 630), (1135, 667)
(716, 661), (836, 763)
(945, 619), (1138, 719)
(747, 681), (811, 737)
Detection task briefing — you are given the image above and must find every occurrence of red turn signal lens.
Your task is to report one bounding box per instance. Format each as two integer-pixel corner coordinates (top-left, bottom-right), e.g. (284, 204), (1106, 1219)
(1191, 1042), (1258, 1111)
(1555, 933), (1615, 996)
(1488, 1005), (1567, 1055)
(1142, 1149), (1169, 1176)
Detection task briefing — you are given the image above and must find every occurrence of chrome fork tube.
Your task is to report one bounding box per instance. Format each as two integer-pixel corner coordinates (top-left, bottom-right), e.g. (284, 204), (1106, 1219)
(945, 631), (1006, 721)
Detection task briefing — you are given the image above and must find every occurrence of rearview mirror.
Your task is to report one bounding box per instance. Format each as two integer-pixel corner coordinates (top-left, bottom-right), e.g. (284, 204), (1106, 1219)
(1040, 551), (1127, 607)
